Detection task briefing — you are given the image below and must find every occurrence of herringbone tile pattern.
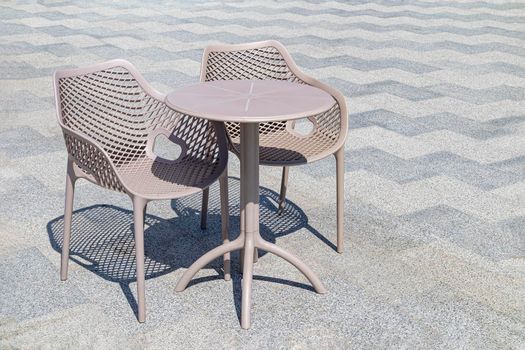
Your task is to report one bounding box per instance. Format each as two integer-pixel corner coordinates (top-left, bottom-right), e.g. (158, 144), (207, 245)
(0, 0), (524, 348)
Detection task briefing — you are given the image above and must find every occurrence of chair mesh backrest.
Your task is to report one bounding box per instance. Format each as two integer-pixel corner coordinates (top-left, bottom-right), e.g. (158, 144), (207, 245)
(203, 45), (342, 151)
(57, 65), (222, 191)
(58, 67), (170, 164)
(204, 46), (302, 83)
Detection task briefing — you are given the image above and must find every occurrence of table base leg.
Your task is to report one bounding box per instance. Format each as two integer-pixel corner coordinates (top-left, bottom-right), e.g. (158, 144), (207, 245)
(255, 236), (327, 294)
(175, 233), (327, 326)
(241, 235), (255, 329)
(175, 122), (326, 330)
(175, 240), (327, 291)
(175, 237), (244, 292)
(239, 248), (259, 273)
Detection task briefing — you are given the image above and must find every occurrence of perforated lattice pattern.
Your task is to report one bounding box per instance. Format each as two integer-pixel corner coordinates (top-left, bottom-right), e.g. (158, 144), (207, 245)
(204, 45), (342, 164)
(58, 66), (224, 197)
(64, 131), (125, 192)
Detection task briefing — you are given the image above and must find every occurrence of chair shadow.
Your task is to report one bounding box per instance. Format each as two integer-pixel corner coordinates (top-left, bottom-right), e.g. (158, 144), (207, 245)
(47, 177), (332, 322)
(171, 176), (336, 252)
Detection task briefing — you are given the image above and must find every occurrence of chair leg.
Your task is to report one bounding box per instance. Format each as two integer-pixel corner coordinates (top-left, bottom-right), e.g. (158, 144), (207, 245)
(201, 187), (209, 230)
(132, 197), (147, 323)
(277, 166), (289, 215)
(219, 169), (231, 281)
(60, 164), (76, 281)
(335, 148), (344, 254)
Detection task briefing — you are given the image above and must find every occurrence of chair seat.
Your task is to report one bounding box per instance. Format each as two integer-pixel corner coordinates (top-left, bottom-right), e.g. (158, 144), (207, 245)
(229, 128), (338, 166)
(117, 156), (222, 199)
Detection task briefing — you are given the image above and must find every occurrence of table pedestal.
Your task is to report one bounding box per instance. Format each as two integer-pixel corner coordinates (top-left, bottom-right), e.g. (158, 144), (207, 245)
(175, 123), (327, 329)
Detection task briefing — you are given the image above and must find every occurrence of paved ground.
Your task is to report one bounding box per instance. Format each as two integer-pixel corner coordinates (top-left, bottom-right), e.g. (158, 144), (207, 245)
(1, 0), (524, 349)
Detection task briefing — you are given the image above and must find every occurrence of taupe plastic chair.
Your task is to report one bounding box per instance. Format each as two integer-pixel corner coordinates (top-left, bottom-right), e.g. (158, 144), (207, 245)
(53, 59), (230, 323)
(200, 40), (348, 253)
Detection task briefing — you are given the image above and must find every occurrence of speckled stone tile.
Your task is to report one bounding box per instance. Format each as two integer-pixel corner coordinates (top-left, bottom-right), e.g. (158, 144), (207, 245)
(1, 0), (524, 348)
(0, 247), (87, 321)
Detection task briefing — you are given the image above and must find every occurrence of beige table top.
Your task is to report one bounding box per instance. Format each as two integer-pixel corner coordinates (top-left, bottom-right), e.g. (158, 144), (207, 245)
(165, 80), (335, 123)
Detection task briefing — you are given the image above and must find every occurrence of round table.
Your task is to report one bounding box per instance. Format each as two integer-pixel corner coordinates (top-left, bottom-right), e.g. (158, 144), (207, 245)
(166, 79), (335, 329)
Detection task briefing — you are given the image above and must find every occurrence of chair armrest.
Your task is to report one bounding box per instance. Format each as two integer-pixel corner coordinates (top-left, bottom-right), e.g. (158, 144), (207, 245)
(295, 74), (348, 144)
(60, 127), (127, 193)
(270, 40), (349, 151)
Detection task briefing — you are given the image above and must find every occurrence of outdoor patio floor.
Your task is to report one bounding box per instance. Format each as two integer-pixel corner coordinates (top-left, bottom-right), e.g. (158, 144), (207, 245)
(0, 0), (524, 349)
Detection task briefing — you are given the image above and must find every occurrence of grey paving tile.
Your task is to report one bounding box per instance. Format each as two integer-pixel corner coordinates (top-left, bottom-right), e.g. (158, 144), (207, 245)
(38, 25), (82, 37)
(349, 110), (516, 139)
(0, 0), (524, 347)
(0, 247), (87, 321)
(37, 10), (79, 21)
(497, 216), (525, 250)
(0, 22), (34, 36)
(0, 175), (63, 224)
(351, 21), (525, 40)
(40, 42), (84, 57)
(127, 47), (182, 62)
(428, 84), (525, 104)
(0, 304), (139, 349)
(490, 156), (525, 177)
(186, 14), (525, 40)
(397, 1), (525, 11)
(316, 198), (433, 253)
(219, 4), (525, 24)
(414, 152), (523, 190)
(331, 79), (443, 101)
(0, 7), (32, 20)
(486, 115), (525, 128)
(0, 42), (35, 56)
(78, 27), (146, 40)
(0, 61), (52, 79)
(424, 113), (519, 139)
(346, 148), (436, 182)
(142, 69), (196, 87)
(349, 109), (434, 135)
(84, 44), (128, 59)
(296, 53), (439, 73)
(402, 205), (523, 261)
(473, 62), (525, 79)
(395, 284), (525, 349)
(298, 147), (523, 189)
(0, 127), (63, 158)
